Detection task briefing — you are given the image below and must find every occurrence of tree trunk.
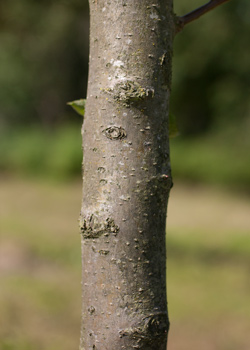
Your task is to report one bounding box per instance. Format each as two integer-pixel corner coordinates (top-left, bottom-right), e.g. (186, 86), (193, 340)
(80, 1), (175, 349)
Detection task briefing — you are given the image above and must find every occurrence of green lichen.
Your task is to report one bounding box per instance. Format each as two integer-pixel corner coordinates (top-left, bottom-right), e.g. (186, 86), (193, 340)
(113, 81), (154, 106)
(79, 215), (119, 239)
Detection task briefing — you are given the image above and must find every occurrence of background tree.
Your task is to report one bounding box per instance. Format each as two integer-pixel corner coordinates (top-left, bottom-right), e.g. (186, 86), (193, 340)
(1, 0), (249, 189)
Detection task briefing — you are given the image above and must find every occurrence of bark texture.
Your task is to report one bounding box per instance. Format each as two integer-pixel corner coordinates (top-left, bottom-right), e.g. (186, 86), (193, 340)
(80, 1), (175, 349)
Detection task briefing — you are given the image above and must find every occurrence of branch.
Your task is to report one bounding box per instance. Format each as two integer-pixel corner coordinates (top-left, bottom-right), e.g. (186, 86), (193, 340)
(175, 0), (231, 34)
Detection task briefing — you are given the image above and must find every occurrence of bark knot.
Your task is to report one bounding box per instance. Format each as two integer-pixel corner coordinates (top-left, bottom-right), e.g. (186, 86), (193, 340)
(102, 126), (126, 140)
(119, 312), (169, 346)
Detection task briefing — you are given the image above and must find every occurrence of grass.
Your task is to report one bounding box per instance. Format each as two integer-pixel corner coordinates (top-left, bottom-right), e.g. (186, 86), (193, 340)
(1, 177), (250, 349)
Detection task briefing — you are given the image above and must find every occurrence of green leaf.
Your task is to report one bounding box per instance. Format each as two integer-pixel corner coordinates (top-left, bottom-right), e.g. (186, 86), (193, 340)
(67, 99), (86, 117)
(169, 112), (180, 138)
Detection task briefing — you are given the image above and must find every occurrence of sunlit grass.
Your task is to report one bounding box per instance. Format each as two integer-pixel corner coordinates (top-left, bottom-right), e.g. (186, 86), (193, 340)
(1, 178), (250, 349)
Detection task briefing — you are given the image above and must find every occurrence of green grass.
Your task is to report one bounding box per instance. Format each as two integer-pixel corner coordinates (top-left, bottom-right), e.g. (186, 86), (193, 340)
(1, 178), (250, 349)
(168, 229), (250, 263)
(167, 228), (250, 318)
(0, 179), (82, 350)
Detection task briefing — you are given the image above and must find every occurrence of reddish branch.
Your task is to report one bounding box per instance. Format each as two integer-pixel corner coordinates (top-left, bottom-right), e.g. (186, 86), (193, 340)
(176, 0), (231, 34)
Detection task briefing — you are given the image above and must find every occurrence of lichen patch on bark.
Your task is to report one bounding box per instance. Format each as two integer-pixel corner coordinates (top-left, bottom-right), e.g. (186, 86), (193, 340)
(113, 81), (155, 106)
(80, 214), (119, 239)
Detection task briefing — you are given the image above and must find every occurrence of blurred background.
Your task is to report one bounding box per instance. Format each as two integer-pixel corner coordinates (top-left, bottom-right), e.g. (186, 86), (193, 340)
(0, 0), (249, 349)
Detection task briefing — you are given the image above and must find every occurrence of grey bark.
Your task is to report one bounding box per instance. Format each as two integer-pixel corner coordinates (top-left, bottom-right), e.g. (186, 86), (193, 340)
(80, 1), (175, 349)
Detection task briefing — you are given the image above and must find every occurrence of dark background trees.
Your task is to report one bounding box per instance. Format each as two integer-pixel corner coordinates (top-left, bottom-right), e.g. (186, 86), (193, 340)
(1, 0), (250, 133)
(0, 0), (249, 188)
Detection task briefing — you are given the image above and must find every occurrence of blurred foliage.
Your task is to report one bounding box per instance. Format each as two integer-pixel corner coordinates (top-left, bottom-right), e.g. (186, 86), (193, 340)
(172, 0), (250, 136)
(0, 0), (89, 128)
(0, 0), (249, 187)
(0, 126), (82, 180)
(0, 0), (249, 132)
(170, 121), (250, 192)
